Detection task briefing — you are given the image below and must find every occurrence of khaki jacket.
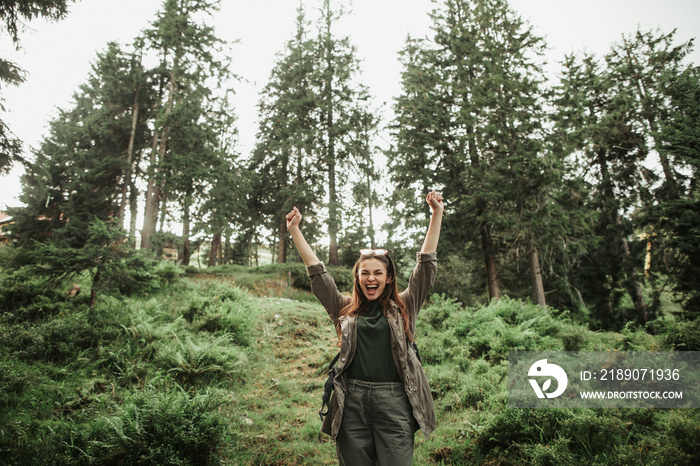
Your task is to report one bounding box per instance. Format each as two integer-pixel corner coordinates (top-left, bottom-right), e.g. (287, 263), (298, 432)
(307, 252), (438, 440)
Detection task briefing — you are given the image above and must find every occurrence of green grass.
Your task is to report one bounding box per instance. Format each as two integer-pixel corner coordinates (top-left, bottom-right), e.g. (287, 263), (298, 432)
(222, 297), (339, 464)
(1, 261), (699, 465)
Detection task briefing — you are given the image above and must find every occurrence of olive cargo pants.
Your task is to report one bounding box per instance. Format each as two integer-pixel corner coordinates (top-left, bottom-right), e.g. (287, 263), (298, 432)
(336, 379), (414, 466)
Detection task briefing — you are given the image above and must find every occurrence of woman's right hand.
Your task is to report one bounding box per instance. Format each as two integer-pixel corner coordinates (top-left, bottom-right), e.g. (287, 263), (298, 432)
(286, 206), (302, 230)
(426, 190), (444, 215)
(285, 206), (320, 266)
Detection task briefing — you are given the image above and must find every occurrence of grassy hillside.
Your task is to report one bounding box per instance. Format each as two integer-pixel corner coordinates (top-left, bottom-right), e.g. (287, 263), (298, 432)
(1, 261), (699, 465)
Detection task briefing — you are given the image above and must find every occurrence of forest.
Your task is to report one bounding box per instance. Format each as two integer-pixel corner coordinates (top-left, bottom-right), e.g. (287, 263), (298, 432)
(1, 0), (699, 464)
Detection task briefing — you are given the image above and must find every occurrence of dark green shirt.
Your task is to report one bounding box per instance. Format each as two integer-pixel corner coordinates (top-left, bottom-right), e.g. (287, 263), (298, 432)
(346, 300), (402, 383)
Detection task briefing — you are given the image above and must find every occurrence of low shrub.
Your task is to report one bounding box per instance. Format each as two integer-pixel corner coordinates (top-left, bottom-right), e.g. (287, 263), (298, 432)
(421, 294), (463, 330)
(0, 358), (33, 407)
(616, 322), (660, 350)
(663, 410), (700, 460)
(660, 318), (700, 351)
(469, 407), (700, 465)
(181, 282), (254, 345)
(0, 267), (78, 322)
(443, 297), (625, 362)
(155, 334), (248, 387)
(2, 307), (107, 364)
(92, 389), (227, 465)
(479, 408), (570, 451)
(198, 301), (253, 345)
(199, 264), (249, 276)
(98, 251), (162, 296)
(452, 298), (566, 361)
(154, 260), (183, 283)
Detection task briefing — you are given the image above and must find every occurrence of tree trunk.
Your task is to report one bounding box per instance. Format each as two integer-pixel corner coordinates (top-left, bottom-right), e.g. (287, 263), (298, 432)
(89, 268), (101, 308)
(367, 163), (376, 248)
(181, 202), (190, 266)
(277, 149), (290, 264)
(615, 213), (649, 322)
(469, 127), (500, 302)
(323, 4), (339, 267)
(278, 215), (288, 263)
(158, 193), (167, 233)
(295, 149), (306, 264)
(598, 146), (648, 322)
(222, 235), (227, 265)
(208, 232), (221, 267)
(529, 234), (546, 306)
(482, 224), (501, 301)
(129, 179), (138, 249)
(143, 51), (179, 250)
(141, 132), (161, 250)
(326, 101), (339, 265)
(120, 96), (139, 224)
(328, 156), (339, 266)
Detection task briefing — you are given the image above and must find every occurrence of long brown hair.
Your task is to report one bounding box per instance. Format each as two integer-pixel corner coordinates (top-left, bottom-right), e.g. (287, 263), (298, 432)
(338, 252), (414, 342)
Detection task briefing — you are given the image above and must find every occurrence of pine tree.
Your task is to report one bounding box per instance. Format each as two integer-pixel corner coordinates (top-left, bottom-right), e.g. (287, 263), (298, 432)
(552, 52), (651, 327)
(251, 3), (322, 264)
(159, 86), (214, 265)
(11, 43), (144, 248)
(253, 1), (377, 266)
(606, 30), (695, 200)
(198, 94), (247, 267)
(313, 0), (376, 266)
(392, 0), (552, 303)
(606, 30), (700, 320)
(85, 41), (153, 246)
(27, 218), (131, 307)
(140, 0), (229, 252)
(9, 41), (147, 306)
(643, 62), (700, 318)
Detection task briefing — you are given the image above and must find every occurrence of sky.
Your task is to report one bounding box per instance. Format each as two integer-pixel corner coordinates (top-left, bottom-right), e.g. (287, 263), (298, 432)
(1, 0), (699, 212)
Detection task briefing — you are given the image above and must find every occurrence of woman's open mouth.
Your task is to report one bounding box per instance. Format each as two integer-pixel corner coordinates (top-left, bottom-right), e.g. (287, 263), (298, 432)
(365, 284), (379, 296)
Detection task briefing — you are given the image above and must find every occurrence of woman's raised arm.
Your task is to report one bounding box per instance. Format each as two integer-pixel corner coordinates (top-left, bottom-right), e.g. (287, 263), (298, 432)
(286, 206), (322, 266)
(420, 191), (444, 254)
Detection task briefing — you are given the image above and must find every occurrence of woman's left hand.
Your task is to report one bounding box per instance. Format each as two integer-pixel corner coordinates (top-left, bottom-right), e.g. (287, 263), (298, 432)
(426, 190), (444, 214)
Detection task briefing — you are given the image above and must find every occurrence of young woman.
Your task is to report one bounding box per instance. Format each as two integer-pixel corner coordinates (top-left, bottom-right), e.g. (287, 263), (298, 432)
(286, 191), (444, 465)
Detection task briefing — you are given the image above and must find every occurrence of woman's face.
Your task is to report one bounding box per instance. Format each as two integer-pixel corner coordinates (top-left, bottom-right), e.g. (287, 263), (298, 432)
(357, 258), (392, 301)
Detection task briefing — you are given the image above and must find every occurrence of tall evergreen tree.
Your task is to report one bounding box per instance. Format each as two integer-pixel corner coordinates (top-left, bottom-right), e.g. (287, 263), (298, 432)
(251, 3), (321, 264)
(313, 0), (376, 266)
(655, 66), (700, 318)
(11, 43), (146, 247)
(140, 0), (229, 251)
(198, 94), (247, 267)
(639, 60), (700, 319)
(552, 53), (651, 327)
(159, 85), (214, 265)
(606, 30), (695, 200)
(85, 41), (153, 246)
(550, 30), (697, 327)
(392, 0), (552, 303)
(606, 30), (700, 320)
(252, 1), (376, 266)
(9, 42), (147, 305)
